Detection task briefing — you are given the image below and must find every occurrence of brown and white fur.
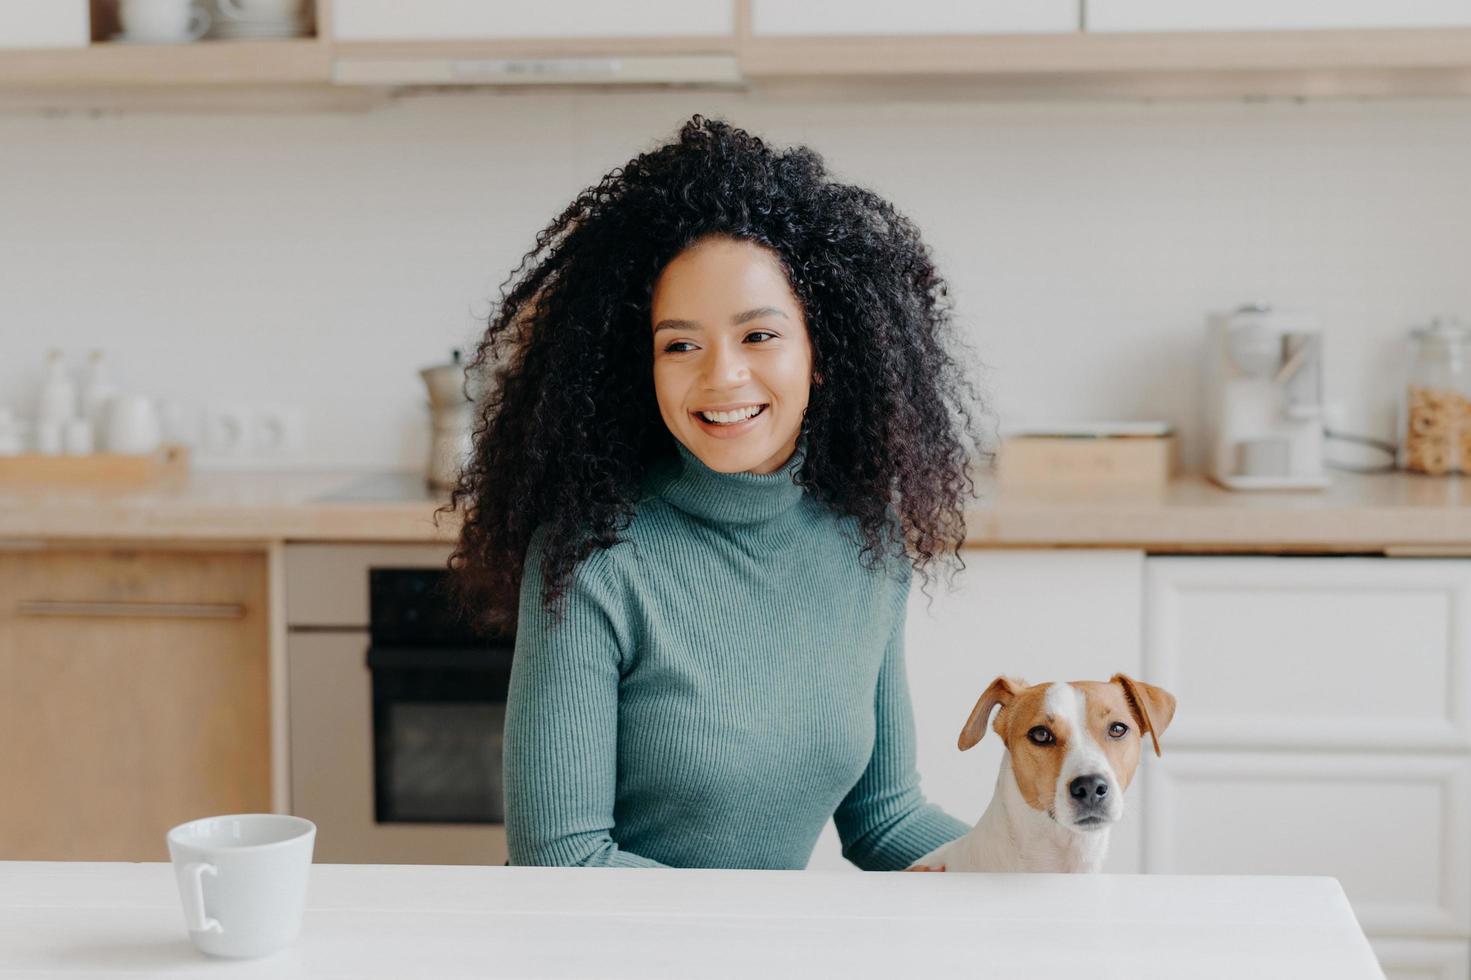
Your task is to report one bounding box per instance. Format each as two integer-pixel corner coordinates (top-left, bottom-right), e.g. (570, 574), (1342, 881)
(909, 674), (1176, 873)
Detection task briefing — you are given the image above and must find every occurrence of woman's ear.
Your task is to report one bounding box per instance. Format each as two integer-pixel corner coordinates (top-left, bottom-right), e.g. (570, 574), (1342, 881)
(813, 370), (825, 386)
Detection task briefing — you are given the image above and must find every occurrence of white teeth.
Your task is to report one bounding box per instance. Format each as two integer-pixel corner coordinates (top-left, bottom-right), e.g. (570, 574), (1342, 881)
(699, 405), (764, 425)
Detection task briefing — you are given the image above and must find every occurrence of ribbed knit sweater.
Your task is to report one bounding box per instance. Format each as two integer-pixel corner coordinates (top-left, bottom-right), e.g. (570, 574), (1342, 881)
(503, 440), (967, 869)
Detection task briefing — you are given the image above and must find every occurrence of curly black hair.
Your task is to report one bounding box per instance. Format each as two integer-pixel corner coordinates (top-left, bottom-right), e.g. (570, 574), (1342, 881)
(443, 114), (990, 630)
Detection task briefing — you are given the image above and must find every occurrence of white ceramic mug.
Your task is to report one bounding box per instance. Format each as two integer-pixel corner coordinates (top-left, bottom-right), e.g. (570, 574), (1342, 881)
(120, 0), (210, 42)
(166, 814), (316, 959)
(215, 0), (301, 22)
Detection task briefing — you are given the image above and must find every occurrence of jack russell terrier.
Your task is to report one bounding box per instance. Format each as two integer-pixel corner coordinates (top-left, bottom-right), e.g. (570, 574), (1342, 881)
(909, 673), (1176, 873)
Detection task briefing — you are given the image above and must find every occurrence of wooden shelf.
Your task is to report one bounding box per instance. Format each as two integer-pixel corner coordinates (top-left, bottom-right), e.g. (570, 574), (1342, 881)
(6, 27), (1471, 101)
(0, 38), (331, 87)
(738, 27), (1471, 77)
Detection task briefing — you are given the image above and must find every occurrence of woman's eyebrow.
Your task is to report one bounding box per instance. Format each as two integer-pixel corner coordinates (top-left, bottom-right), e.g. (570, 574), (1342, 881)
(653, 307), (789, 334)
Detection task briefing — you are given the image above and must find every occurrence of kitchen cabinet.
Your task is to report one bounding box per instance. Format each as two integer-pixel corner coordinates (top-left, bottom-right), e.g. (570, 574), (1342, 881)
(330, 0), (734, 42)
(1086, 0), (1471, 33)
(1144, 556), (1471, 972)
(750, 0), (1079, 36)
(807, 549), (1147, 872)
(0, 545), (270, 861)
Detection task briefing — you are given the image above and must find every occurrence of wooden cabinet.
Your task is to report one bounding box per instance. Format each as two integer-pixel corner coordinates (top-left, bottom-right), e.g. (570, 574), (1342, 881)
(330, 0), (734, 42)
(750, 0), (1079, 36)
(807, 549), (1147, 872)
(1087, 0), (1471, 32)
(0, 546), (270, 861)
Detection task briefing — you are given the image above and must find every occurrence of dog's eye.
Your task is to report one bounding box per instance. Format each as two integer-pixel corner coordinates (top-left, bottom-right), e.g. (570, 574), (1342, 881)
(1108, 722), (1129, 738)
(1027, 726), (1054, 745)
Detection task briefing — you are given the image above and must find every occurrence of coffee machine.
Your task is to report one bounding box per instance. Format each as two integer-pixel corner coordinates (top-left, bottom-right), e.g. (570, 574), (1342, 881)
(1202, 305), (1330, 490)
(419, 350), (476, 492)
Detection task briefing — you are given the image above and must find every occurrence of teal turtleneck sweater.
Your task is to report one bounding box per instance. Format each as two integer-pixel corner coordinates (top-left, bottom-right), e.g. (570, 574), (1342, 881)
(503, 440), (967, 869)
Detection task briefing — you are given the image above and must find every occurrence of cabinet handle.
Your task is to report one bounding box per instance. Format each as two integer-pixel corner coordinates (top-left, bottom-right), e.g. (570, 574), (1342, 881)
(15, 600), (246, 620)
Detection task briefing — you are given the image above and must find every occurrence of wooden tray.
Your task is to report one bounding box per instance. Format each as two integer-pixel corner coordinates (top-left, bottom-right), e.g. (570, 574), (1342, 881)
(0, 444), (190, 485)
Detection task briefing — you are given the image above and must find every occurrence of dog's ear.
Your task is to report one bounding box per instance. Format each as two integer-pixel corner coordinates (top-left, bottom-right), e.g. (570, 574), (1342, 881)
(1111, 673), (1176, 757)
(958, 676), (1025, 751)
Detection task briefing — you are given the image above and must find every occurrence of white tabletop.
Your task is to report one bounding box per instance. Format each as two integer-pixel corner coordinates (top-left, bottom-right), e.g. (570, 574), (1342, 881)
(0, 863), (1383, 979)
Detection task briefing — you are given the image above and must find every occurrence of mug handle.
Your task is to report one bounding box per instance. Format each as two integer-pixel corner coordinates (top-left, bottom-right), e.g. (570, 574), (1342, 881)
(181, 862), (223, 934)
(187, 6), (211, 39)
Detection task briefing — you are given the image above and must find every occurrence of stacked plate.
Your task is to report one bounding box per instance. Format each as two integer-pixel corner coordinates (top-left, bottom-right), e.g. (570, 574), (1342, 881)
(205, 0), (309, 40)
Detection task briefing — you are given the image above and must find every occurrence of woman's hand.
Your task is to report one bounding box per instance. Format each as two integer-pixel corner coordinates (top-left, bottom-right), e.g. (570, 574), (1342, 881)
(903, 864), (945, 872)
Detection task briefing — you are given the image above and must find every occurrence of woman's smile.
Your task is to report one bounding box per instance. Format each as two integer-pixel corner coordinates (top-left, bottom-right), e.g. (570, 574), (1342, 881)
(692, 403), (769, 437)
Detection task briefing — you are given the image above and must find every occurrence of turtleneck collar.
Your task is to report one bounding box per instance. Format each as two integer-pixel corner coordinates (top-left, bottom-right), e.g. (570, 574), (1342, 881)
(644, 438), (807, 525)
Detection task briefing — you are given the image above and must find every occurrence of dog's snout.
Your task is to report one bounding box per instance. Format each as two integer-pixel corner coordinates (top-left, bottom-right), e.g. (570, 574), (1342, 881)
(1069, 774), (1109, 805)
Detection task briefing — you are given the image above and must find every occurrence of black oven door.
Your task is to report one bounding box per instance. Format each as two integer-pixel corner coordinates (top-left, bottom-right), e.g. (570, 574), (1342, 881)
(365, 644), (513, 824)
(364, 567), (514, 826)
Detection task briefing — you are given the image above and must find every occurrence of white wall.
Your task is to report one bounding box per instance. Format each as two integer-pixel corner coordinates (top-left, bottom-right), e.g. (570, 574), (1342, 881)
(4, 91), (1470, 471)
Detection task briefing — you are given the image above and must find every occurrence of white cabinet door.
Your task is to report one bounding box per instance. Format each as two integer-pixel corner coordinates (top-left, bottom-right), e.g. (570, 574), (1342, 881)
(1087, 0), (1471, 32)
(1144, 557), (1471, 752)
(1145, 751), (1471, 939)
(752, 0), (1079, 36)
(333, 0), (734, 42)
(808, 549), (1147, 872)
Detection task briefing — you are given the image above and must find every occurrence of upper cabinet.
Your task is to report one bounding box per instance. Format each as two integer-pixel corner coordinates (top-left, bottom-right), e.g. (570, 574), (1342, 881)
(750, 0), (1080, 36)
(330, 0), (735, 42)
(1087, 0), (1471, 32)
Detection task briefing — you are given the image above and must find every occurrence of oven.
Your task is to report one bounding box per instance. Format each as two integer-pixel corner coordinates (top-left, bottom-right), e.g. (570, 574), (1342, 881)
(285, 544), (510, 865)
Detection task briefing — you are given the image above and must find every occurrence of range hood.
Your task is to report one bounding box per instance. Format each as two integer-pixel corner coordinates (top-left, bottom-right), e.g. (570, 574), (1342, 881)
(332, 53), (742, 87)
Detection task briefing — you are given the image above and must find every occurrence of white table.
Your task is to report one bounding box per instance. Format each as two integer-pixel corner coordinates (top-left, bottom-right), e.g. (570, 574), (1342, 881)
(0, 863), (1383, 978)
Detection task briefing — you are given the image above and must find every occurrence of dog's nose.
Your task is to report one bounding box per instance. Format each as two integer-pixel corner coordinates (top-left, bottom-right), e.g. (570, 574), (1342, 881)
(1069, 774), (1109, 804)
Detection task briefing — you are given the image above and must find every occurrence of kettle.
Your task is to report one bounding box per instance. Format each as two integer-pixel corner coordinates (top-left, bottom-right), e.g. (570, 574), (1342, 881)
(420, 349), (476, 491)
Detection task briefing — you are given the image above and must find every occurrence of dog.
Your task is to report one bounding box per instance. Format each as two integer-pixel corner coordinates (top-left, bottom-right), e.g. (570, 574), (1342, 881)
(909, 673), (1175, 873)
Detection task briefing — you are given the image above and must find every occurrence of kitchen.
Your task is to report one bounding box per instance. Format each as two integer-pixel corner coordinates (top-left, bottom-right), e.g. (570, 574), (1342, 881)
(3, 1), (1471, 976)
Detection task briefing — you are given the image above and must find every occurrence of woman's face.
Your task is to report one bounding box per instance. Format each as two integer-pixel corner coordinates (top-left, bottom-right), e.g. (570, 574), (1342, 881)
(651, 237), (814, 475)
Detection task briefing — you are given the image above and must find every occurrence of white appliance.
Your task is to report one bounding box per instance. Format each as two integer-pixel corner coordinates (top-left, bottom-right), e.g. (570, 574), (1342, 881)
(1202, 305), (1330, 490)
(285, 543), (508, 865)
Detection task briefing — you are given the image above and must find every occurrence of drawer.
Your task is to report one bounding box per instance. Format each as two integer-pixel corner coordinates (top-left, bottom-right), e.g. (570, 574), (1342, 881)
(1145, 557), (1471, 750)
(1144, 751), (1471, 938)
(0, 545), (263, 613)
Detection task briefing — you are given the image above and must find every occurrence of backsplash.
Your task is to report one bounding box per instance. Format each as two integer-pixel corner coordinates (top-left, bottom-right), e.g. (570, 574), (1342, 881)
(3, 91), (1470, 471)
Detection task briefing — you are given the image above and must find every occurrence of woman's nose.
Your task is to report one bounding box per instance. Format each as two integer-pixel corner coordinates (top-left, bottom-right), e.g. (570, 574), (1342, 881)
(703, 341), (750, 386)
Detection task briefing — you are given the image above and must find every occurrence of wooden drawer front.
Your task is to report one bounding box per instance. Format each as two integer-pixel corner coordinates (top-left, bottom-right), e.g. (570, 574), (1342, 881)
(1144, 752), (1471, 938)
(1145, 557), (1471, 750)
(1372, 938), (1471, 980)
(3, 546), (260, 609)
(285, 543), (452, 627)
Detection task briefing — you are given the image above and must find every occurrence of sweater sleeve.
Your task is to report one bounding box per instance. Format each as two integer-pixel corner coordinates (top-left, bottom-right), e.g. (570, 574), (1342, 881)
(503, 528), (668, 868)
(832, 576), (970, 871)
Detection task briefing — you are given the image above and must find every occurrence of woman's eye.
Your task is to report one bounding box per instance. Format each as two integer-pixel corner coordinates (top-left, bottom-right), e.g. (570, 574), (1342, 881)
(664, 341), (695, 353)
(1027, 726), (1054, 745)
(1108, 722), (1129, 739)
(745, 331), (776, 343)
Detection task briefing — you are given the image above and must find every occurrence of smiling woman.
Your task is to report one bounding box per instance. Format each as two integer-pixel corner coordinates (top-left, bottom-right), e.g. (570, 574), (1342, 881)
(445, 114), (990, 871)
(652, 239), (815, 475)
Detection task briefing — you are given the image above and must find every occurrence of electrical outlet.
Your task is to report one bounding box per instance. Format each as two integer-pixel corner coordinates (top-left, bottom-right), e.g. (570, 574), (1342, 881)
(204, 407), (249, 455)
(250, 407), (303, 456)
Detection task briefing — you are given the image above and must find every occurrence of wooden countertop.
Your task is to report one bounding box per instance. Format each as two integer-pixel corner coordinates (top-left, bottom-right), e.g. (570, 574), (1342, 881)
(5, 468), (1471, 551)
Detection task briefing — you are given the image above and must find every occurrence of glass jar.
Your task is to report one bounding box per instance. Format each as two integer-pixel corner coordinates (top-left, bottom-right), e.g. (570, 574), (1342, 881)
(1401, 318), (1471, 475)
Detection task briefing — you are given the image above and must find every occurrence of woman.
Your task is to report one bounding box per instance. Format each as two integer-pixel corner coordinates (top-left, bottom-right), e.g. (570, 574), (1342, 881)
(449, 115), (988, 870)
